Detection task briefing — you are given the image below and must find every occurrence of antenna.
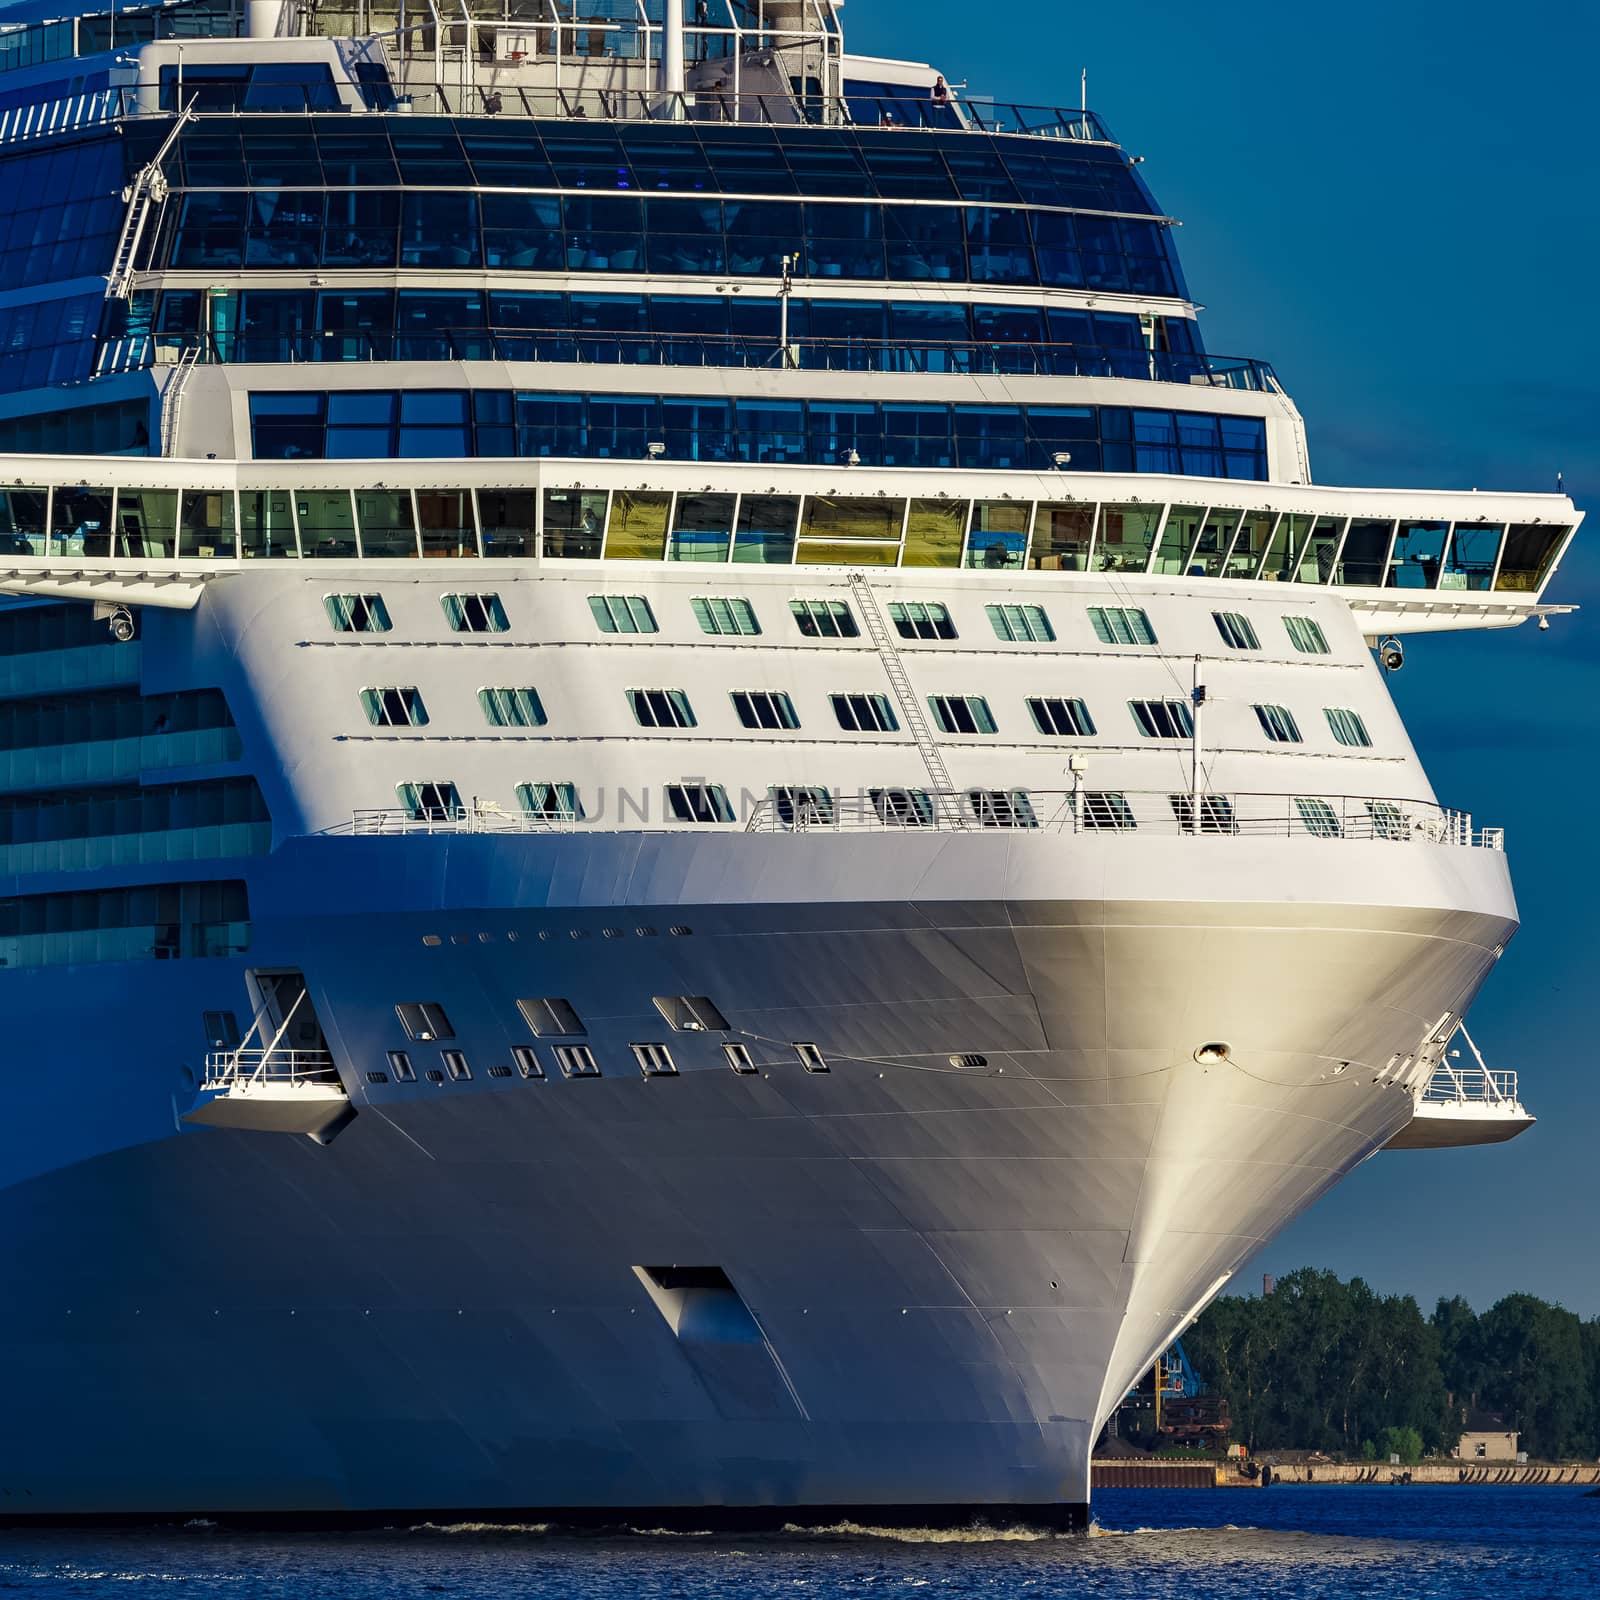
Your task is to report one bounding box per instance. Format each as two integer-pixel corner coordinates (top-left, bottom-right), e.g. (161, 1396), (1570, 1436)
(1080, 67), (1087, 112)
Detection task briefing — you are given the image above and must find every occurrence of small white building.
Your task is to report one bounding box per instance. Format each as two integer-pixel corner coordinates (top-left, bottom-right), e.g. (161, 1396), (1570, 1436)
(1453, 1411), (1520, 1462)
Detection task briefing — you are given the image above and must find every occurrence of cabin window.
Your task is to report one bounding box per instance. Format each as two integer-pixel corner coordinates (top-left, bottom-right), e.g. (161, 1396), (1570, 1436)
(770, 785), (833, 827)
(790, 598), (858, 638)
(360, 686), (428, 727)
(441, 1049), (472, 1081)
(1088, 605), (1157, 645)
(1082, 791), (1136, 830)
(1325, 707), (1372, 747)
(1253, 703), (1303, 743)
(928, 694), (997, 735)
(479, 687), (548, 727)
(386, 1049), (417, 1081)
(968, 789), (1037, 828)
(666, 783), (735, 823)
(628, 688), (697, 728)
(516, 781), (584, 820)
(653, 995), (731, 1031)
(1295, 797), (1342, 837)
(831, 693), (898, 733)
(986, 603), (1054, 642)
(1212, 611), (1260, 650)
(871, 787), (934, 826)
(589, 594), (658, 634)
(723, 1042), (756, 1074)
(795, 1042), (828, 1073)
(731, 690), (800, 730)
(511, 1045), (545, 1079)
(441, 592), (508, 633)
(632, 1042), (678, 1076)
(396, 781), (464, 821)
(1129, 700), (1194, 739)
(887, 601), (956, 640)
(325, 593), (391, 633)
(1027, 697), (1095, 736)
(691, 597), (760, 635)
(1170, 793), (1237, 834)
(554, 1044), (600, 1077)
(1284, 615), (1331, 654)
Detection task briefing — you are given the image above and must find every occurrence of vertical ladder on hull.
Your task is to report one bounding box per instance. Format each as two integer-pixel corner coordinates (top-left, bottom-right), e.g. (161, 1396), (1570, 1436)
(847, 570), (955, 794)
(158, 342), (201, 456)
(105, 103), (195, 302)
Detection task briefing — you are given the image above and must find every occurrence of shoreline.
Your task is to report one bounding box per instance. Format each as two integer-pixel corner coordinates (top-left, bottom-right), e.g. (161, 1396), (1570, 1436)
(1092, 1460), (1600, 1489)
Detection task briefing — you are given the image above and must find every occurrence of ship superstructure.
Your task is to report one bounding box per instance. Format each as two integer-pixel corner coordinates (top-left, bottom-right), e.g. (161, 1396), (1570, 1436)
(0, 0), (1575, 1527)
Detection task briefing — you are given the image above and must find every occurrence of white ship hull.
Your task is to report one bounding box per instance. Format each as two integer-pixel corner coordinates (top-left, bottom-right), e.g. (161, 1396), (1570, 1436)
(0, 830), (1514, 1523)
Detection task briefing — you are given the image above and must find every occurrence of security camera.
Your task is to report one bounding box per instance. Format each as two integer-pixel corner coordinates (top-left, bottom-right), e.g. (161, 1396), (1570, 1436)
(1378, 637), (1404, 673)
(96, 602), (136, 642)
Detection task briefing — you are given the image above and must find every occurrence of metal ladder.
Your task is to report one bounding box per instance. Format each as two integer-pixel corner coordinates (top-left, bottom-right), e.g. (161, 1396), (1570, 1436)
(158, 342), (201, 457)
(847, 571), (954, 794)
(105, 103), (195, 301)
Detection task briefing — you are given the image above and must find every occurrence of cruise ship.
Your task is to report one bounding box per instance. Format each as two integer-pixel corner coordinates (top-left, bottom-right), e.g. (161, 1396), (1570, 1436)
(0, 0), (1575, 1529)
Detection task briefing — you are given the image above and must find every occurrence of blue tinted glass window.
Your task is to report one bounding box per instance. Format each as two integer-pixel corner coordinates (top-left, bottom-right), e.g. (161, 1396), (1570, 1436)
(1029, 210), (1082, 287)
(481, 192), (563, 270)
(516, 393), (585, 456)
(964, 207), (1036, 285)
(734, 400), (805, 463)
(328, 391), (397, 425)
(662, 398), (734, 461)
(882, 404), (953, 468)
(724, 199), (802, 275)
(400, 192), (480, 268)
(808, 401), (883, 465)
(321, 190), (398, 267)
(588, 397), (660, 458)
(883, 204), (965, 281)
(954, 405), (1026, 470)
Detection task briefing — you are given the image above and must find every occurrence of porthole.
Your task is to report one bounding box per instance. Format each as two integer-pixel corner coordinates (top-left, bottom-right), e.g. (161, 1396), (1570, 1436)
(949, 1053), (989, 1069)
(669, 925), (693, 937)
(421, 935), (442, 947)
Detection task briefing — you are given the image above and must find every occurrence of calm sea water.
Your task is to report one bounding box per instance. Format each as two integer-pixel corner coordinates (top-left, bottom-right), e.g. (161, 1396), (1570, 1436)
(1, 1487), (1594, 1598)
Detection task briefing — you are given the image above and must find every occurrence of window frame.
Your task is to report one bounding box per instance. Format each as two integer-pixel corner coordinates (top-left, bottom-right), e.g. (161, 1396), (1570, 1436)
(887, 600), (957, 641)
(1128, 699), (1194, 739)
(360, 685), (428, 728)
(986, 602), (1054, 643)
(691, 595), (761, 636)
(1284, 614), (1331, 654)
(441, 592), (509, 633)
(790, 598), (859, 638)
(1325, 707), (1372, 748)
(1211, 610), (1261, 650)
(1253, 703), (1304, 743)
(589, 593), (659, 634)
(730, 689), (800, 730)
(1088, 605), (1158, 645)
(1027, 696), (1096, 737)
(325, 593), (391, 634)
(831, 692), (899, 733)
(628, 687), (697, 728)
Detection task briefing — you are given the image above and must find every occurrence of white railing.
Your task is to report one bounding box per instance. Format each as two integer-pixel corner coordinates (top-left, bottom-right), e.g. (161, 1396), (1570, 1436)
(1421, 1063), (1519, 1106)
(351, 805), (578, 835)
(741, 789), (1505, 846)
(202, 1046), (339, 1092)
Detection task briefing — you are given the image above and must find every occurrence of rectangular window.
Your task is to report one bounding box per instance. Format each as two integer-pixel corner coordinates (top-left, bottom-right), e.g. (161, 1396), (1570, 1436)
(1170, 793), (1237, 834)
(589, 594), (658, 634)
(887, 601), (957, 640)
(771, 785), (834, 827)
(1082, 790), (1136, 830)
(386, 1049), (417, 1082)
(1212, 611), (1260, 650)
(518, 996), (586, 1037)
(441, 592), (509, 633)
(554, 1043), (600, 1077)
(1089, 605), (1157, 645)
(723, 1041), (757, 1074)
(1129, 699), (1194, 739)
(325, 593), (391, 633)
(731, 690), (800, 730)
(397, 781), (464, 821)
(396, 1001), (455, 1041)
(360, 686), (427, 727)
(1284, 615), (1331, 654)
(691, 596), (760, 636)
(794, 1042), (828, 1073)
(479, 687), (547, 728)
(632, 1042), (678, 1076)
(629, 688), (697, 728)
(653, 995), (731, 1031)
(1027, 697), (1096, 736)
(986, 603), (1054, 643)
(1295, 796), (1342, 837)
(871, 787), (934, 826)
(968, 789), (1037, 828)
(666, 783), (735, 823)
(511, 1045), (545, 1079)
(1253, 703), (1303, 743)
(832, 693), (899, 733)
(928, 695), (997, 735)
(790, 598), (858, 638)
(1366, 800), (1407, 842)
(1325, 707), (1372, 748)
(516, 781), (584, 820)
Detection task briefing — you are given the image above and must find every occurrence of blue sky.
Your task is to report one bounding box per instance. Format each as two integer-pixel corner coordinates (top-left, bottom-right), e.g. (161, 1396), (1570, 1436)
(847, 0), (1600, 1315)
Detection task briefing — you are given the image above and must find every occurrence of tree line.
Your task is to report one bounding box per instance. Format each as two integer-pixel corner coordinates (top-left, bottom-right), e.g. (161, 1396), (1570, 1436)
(1182, 1268), (1599, 1461)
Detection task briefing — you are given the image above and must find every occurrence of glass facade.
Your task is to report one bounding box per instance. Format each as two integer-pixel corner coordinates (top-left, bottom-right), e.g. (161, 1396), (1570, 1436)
(0, 136), (123, 293)
(0, 292), (103, 393)
(0, 776), (269, 873)
(0, 879), (250, 969)
(248, 390), (1268, 477)
(143, 288), (1237, 383)
(0, 686), (240, 790)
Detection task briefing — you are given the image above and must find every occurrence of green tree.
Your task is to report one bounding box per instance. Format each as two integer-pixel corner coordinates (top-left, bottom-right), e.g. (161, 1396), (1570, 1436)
(1376, 1425), (1424, 1465)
